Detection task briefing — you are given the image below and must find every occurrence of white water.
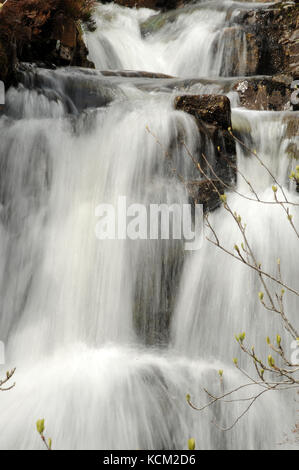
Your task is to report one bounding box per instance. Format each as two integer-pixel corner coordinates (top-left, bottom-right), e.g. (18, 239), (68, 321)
(0, 1), (298, 450)
(87, 2), (252, 77)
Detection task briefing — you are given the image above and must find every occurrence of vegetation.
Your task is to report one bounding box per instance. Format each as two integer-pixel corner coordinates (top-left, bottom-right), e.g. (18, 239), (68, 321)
(36, 419), (52, 450)
(0, 368), (16, 392)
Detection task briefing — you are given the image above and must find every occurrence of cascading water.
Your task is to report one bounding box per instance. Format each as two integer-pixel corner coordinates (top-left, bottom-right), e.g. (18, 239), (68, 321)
(0, 0), (298, 450)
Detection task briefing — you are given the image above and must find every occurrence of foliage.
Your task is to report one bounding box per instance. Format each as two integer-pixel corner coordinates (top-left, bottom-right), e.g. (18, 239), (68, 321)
(0, 368), (16, 392)
(36, 418), (52, 450)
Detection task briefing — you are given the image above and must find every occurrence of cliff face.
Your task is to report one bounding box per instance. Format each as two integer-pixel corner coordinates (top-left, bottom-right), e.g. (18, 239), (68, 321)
(0, 0), (95, 87)
(235, 1), (299, 79)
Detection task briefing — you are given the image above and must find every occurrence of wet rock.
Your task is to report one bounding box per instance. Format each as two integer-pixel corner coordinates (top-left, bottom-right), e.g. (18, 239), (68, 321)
(284, 114), (299, 139)
(233, 75), (294, 111)
(219, 27), (259, 76)
(187, 179), (225, 213)
(20, 16), (95, 69)
(0, 1), (95, 88)
(14, 66), (121, 113)
(0, 40), (10, 85)
(140, 7), (183, 35)
(175, 95), (232, 130)
(100, 70), (174, 78)
(175, 95), (236, 211)
(235, 2), (299, 78)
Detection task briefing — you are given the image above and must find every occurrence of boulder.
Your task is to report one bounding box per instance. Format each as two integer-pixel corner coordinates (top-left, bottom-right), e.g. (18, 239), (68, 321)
(174, 95), (232, 130)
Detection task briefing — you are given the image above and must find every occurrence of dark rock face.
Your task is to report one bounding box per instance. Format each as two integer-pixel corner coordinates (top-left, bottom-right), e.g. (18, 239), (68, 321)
(19, 15), (94, 69)
(235, 2), (299, 78)
(187, 179), (225, 213)
(175, 95), (232, 130)
(175, 95), (236, 211)
(234, 75), (294, 111)
(219, 26), (260, 77)
(0, 1), (95, 88)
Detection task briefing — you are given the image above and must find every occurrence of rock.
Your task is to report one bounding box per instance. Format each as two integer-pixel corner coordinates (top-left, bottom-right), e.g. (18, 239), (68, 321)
(219, 27), (259, 76)
(174, 95), (232, 130)
(140, 7), (184, 35)
(233, 75), (294, 111)
(187, 179), (225, 213)
(0, 0), (95, 89)
(284, 114), (299, 163)
(234, 2), (299, 78)
(174, 95), (236, 210)
(0, 40), (10, 85)
(100, 70), (174, 78)
(14, 65), (121, 113)
(284, 114), (299, 139)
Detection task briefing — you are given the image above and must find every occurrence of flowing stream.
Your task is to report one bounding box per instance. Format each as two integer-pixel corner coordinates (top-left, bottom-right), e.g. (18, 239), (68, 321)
(0, 0), (298, 450)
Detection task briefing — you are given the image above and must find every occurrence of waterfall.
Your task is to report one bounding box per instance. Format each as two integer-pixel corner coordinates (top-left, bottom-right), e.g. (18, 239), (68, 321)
(0, 1), (297, 450)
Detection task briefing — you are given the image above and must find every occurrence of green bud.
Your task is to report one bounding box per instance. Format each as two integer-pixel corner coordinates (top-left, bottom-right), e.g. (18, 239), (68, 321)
(272, 185), (278, 193)
(188, 438), (196, 450)
(218, 370), (223, 377)
(186, 394), (191, 403)
(36, 419), (45, 435)
(258, 292), (264, 301)
(48, 438), (52, 450)
(276, 335), (281, 346)
(220, 194), (227, 204)
(268, 355), (275, 368)
(233, 358), (238, 366)
(239, 332), (246, 343)
(266, 336), (271, 345)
